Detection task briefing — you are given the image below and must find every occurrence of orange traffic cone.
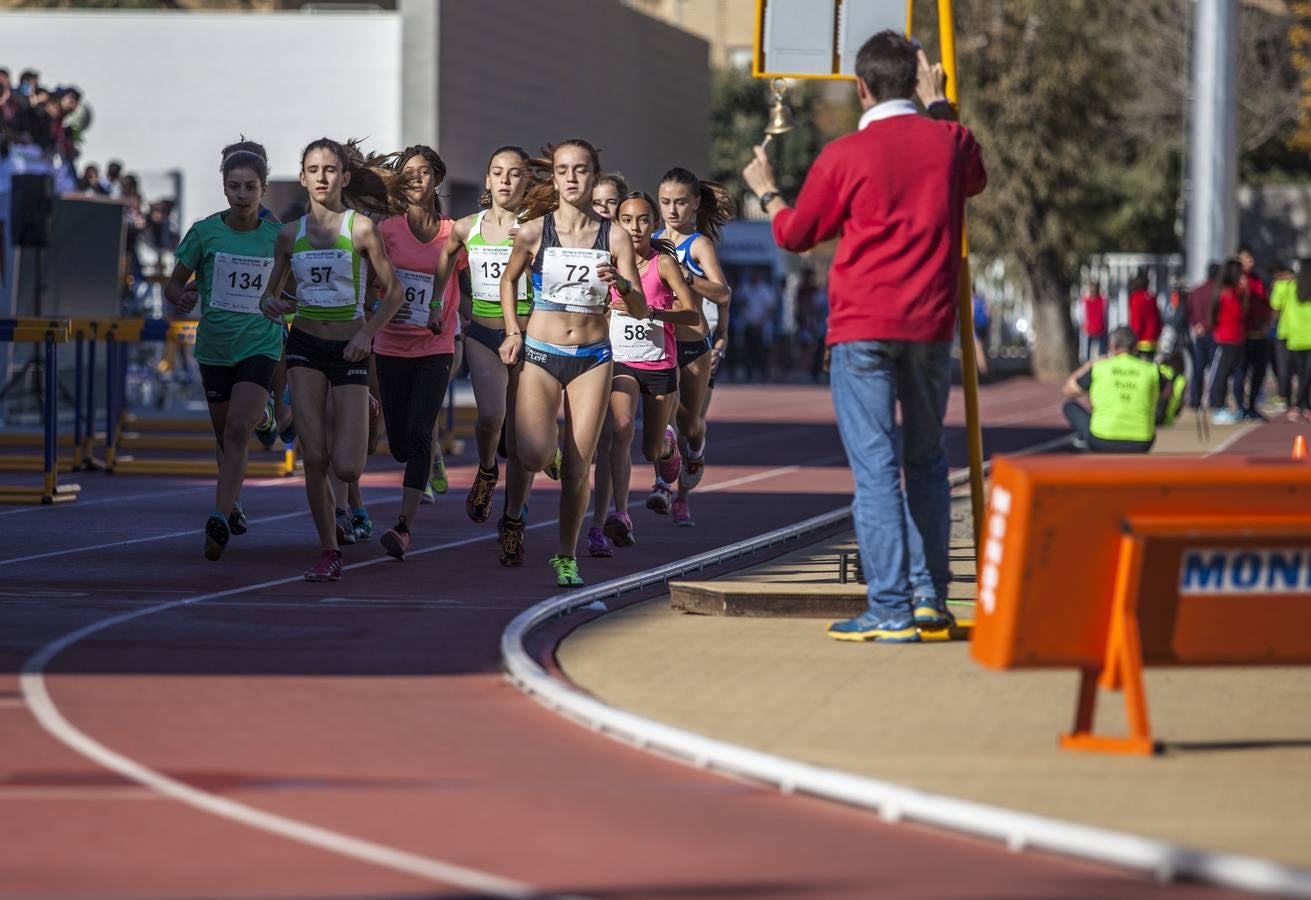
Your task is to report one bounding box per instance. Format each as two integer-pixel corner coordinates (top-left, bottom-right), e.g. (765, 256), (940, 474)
(1294, 435), (1308, 461)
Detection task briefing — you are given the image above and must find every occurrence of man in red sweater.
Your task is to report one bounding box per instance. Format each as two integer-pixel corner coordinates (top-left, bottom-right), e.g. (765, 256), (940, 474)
(1080, 280), (1108, 361)
(1128, 273), (1162, 358)
(743, 31), (986, 643)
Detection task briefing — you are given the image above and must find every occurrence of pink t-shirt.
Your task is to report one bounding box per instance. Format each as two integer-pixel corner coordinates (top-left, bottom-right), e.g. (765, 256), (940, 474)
(610, 248), (677, 370)
(372, 215), (466, 358)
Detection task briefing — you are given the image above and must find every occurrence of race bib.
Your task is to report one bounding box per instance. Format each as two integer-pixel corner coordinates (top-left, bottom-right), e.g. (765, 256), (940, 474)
(703, 297), (720, 332)
(541, 247), (611, 313)
(469, 244), (527, 302)
(610, 313), (667, 363)
(293, 249), (354, 307)
(210, 253), (273, 314)
(395, 267), (436, 328)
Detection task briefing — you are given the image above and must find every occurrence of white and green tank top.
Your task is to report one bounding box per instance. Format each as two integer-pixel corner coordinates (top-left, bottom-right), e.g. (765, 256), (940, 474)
(467, 210), (532, 319)
(290, 211), (367, 322)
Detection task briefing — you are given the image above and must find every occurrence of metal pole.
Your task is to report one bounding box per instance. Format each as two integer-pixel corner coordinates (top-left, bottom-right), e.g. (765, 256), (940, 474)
(938, 0), (987, 550)
(1186, 0), (1237, 285)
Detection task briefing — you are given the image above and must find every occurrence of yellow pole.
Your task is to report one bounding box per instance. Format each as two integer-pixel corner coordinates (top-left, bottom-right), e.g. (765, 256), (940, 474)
(937, 0), (986, 550)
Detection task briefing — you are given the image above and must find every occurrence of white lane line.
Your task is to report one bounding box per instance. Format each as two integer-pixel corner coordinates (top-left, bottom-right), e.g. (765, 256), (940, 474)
(1204, 422), (1260, 457)
(0, 787), (161, 800)
(20, 522), (569, 900)
(0, 493), (401, 568)
(0, 476), (297, 518)
(697, 453), (847, 493)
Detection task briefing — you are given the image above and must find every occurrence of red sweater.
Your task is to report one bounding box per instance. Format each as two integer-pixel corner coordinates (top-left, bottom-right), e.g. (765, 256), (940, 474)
(1128, 289), (1162, 344)
(1082, 294), (1107, 336)
(1214, 287), (1245, 344)
(1243, 273), (1270, 335)
(772, 113), (986, 344)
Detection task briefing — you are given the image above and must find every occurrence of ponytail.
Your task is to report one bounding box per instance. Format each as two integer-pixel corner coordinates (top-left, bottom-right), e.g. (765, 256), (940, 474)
(659, 167), (736, 242)
(368, 144), (447, 214)
(518, 138), (603, 222)
(479, 144), (530, 208)
(299, 137), (407, 217)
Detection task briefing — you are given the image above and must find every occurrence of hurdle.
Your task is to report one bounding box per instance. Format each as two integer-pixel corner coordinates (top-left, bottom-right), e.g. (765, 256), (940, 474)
(0, 318), (80, 504)
(971, 455), (1311, 755)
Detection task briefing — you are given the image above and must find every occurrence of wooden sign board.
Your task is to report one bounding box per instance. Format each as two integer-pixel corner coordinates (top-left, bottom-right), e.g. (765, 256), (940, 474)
(754, 0), (910, 80)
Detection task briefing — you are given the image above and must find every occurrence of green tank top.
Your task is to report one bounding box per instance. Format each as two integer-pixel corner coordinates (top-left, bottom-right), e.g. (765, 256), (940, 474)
(1089, 354), (1160, 442)
(290, 211), (367, 322)
(467, 210), (531, 319)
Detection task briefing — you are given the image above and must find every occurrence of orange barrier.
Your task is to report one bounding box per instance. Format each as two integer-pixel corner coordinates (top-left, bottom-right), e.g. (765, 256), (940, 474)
(971, 454), (1311, 755)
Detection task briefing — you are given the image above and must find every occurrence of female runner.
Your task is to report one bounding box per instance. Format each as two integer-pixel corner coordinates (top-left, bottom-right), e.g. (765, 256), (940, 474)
(259, 137), (404, 582)
(496, 140), (647, 586)
(364, 144), (463, 560)
(588, 192), (700, 555)
(165, 144), (285, 561)
(431, 145), (534, 525)
(655, 167), (735, 525)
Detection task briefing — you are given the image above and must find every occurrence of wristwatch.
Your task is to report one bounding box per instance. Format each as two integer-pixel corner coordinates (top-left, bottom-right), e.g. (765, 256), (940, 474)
(759, 190), (780, 209)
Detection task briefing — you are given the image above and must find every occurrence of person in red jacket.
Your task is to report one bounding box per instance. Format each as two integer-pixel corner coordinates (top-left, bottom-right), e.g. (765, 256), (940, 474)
(1127, 273), (1162, 358)
(1231, 245), (1271, 420)
(1080, 280), (1108, 361)
(743, 31), (986, 643)
(1207, 259), (1248, 424)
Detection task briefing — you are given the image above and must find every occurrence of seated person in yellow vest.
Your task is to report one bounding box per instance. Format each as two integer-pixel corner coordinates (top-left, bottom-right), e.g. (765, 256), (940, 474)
(1155, 349), (1187, 426)
(1062, 327), (1161, 452)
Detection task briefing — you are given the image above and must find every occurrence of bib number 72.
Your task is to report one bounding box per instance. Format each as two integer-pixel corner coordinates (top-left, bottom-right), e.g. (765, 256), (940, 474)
(565, 263), (591, 282)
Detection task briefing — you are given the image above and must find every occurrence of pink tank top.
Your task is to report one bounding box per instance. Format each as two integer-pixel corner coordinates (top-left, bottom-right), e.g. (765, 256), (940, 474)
(372, 215), (465, 358)
(610, 248), (676, 370)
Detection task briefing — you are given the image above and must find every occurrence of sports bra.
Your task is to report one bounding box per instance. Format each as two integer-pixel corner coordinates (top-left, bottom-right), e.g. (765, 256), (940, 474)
(532, 212), (612, 315)
(609, 249), (676, 367)
(655, 228), (719, 332)
(289, 211), (367, 322)
(468, 209), (532, 319)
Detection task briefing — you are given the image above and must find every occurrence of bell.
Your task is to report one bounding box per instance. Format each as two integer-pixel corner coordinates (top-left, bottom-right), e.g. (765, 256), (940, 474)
(760, 78), (796, 148)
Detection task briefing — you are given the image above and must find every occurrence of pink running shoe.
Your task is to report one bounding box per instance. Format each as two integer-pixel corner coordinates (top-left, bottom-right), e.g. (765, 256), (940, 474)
(680, 449), (704, 491)
(671, 497), (694, 527)
(646, 481), (673, 514)
(304, 549), (343, 582)
(657, 428), (682, 486)
(381, 526), (411, 561)
(603, 511), (637, 547)
(587, 526), (613, 558)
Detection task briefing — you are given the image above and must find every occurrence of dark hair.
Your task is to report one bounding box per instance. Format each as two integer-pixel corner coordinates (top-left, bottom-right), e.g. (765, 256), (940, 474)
(1212, 258), (1245, 327)
(618, 191), (678, 260)
(107, 160), (123, 178)
(300, 137), (407, 217)
(368, 144), (447, 214)
(854, 30), (917, 102)
(1237, 243), (1254, 256)
(120, 174), (141, 199)
(479, 145), (529, 208)
(520, 139), (602, 222)
(1109, 326), (1137, 352)
(221, 136), (269, 185)
(1129, 271), (1150, 293)
(658, 167), (736, 242)
(1206, 261), (1222, 283)
(19, 69), (38, 83)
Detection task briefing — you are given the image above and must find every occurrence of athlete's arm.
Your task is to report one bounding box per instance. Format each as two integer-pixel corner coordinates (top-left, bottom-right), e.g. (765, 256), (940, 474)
(654, 254), (701, 326)
(346, 216), (402, 361)
(163, 262), (198, 314)
(688, 235), (731, 306)
(497, 218), (540, 363)
(1063, 360), (1095, 399)
(602, 222), (648, 319)
(431, 214), (471, 314)
(258, 225), (297, 322)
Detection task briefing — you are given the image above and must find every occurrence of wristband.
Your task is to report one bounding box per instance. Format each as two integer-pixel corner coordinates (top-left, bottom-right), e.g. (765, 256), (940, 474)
(506, 330), (523, 339)
(615, 276), (632, 296)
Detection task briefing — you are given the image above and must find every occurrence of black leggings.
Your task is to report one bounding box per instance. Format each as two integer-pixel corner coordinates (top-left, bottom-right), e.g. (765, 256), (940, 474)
(1208, 343), (1244, 410)
(374, 352), (454, 491)
(1293, 349), (1311, 412)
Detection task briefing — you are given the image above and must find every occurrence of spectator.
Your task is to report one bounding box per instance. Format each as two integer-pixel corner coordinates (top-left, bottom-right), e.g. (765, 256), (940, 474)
(1284, 259), (1311, 422)
(1232, 245), (1271, 420)
(0, 69), (23, 142)
(743, 31), (986, 642)
(971, 287), (990, 375)
(79, 162), (110, 195)
(1128, 271), (1162, 358)
(18, 70), (39, 99)
(106, 159), (124, 196)
(1079, 279), (1108, 361)
(58, 86), (91, 153)
(1156, 345), (1187, 428)
(1269, 260), (1296, 412)
(1208, 259), (1248, 424)
(1187, 261), (1221, 408)
(737, 269), (776, 382)
(119, 173), (149, 311)
(1062, 326), (1161, 453)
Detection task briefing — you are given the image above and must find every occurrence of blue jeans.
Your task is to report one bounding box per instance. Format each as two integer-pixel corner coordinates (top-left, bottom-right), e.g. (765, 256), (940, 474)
(830, 340), (952, 625)
(1191, 334), (1215, 409)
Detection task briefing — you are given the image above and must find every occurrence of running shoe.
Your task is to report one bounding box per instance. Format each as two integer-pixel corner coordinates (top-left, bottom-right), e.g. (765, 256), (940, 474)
(680, 449), (705, 491)
(826, 611), (919, 643)
(280, 421), (297, 447)
(913, 598), (955, 631)
(381, 524), (411, 561)
(351, 511), (373, 542)
(544, 446), (563, 481)
(657, 427), (682, 486)
(498, 514), (525, 566)
(335, 508), (357, 546)
(467, 466), (499, 523)
(671, 497), (694, 527)
(228, 500), (248, 536)
(587, 526), (613, 558)
(1211, 408), (1241, 425)
(304, 549), (343, 582)
(603, 511), (636, 547)
(421, 484), (435, 504)
(254, 398), (278, 449)
(204, 513), (230, 561)
(549, 554), (583, 587)
(430, 448), (448, 494)
(646, 481), (673, 514)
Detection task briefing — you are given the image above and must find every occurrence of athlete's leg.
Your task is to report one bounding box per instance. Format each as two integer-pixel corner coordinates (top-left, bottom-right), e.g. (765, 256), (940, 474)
(288, 366), (336, 552)
(642, 389), (679, 464)
(503, 360), (539, 516)
(465, 337), (508, 470)
(558, 363), (613, 558)
(400, 355), (452, 527)
(607, 379), (639, 515)
(206, 399), (228, 472)
(676, 353), (712, 454)
(590, 411), (615, 529)
(328, 383), (371, 487)
(214, 381), (269, 516)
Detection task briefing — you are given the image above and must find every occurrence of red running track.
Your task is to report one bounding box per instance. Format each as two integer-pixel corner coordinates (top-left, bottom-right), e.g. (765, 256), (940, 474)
(0, 381), (1245, 898)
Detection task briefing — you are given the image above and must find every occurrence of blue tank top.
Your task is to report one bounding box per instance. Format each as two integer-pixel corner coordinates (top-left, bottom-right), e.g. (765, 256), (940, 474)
(654, 229), (705, 278)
